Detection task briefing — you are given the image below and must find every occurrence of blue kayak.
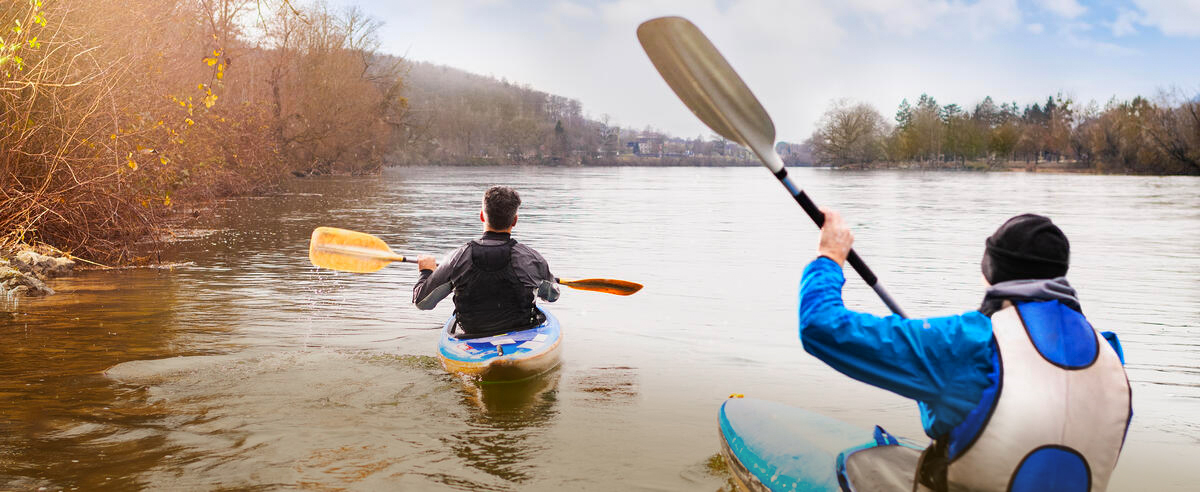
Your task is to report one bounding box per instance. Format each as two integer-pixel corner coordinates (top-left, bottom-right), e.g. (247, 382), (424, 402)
(437, 306), (562, 383)
(718, 397), (923, 491)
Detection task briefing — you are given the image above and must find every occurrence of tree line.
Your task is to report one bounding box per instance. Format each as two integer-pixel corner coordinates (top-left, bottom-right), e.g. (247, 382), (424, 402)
(394, 61), (757, 166)
(0, 0), (407, 262)
(808, 92), (1200, 175)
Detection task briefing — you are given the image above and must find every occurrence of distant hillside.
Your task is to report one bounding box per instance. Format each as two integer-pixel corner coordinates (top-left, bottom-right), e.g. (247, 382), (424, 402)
(387, 59), (757, 166)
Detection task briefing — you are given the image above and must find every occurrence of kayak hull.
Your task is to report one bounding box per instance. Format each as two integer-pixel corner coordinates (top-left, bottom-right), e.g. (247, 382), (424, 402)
(437, 306), (562, 383)
(717, 397), (872, 492)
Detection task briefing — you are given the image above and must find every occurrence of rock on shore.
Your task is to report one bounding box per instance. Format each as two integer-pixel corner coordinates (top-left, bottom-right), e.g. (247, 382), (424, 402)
(1, 248), (75, 297)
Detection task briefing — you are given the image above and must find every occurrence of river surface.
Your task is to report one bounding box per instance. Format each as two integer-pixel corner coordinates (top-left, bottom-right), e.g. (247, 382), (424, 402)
(1, 166), (1197, 490)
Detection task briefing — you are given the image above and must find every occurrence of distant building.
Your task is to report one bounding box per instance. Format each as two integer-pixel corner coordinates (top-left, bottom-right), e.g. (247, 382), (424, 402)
(776, 141), (814, 166)
(627, 136), (665, 156)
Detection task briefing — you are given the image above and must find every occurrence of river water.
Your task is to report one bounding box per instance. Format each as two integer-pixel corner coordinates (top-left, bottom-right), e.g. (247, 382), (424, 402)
(1, 166), (1197, 490)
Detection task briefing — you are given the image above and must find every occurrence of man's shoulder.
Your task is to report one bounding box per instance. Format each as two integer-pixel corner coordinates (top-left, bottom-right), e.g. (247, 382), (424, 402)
(510, 240), (546, 259)
(439, 243), (472, 267)
(915, 310), (995, 346)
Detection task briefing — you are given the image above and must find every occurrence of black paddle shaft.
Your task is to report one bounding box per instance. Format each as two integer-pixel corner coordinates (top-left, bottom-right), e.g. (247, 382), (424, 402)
(773, 168), (909, 318)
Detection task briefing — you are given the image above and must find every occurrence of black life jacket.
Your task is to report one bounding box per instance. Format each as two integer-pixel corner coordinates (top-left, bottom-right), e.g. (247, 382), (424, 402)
(451, 238), (538, 337)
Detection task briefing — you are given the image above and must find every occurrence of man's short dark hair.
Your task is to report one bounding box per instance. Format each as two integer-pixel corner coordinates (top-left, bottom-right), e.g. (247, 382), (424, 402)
(484, 186), (521, 229)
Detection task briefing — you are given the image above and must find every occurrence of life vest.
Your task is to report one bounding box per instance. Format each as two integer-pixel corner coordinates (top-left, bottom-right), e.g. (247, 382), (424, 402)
(451, 238), (538, 337)
(913, 300), (1132, 491)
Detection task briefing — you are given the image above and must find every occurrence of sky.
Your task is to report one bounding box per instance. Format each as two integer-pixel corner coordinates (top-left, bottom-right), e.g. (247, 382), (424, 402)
(326, 0), (1200, 143)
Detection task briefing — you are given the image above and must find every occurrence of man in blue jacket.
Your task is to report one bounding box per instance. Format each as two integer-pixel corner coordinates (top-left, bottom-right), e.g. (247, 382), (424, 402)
(801, 209), (1131, 491)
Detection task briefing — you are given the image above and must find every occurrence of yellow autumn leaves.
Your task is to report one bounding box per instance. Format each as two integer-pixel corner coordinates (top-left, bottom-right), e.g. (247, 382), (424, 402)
(125, 145), (163, 170)
(198, 83), (218, 108)
(125, 49), (226, 174)
(202, 49), (224, 81)
(0, 0), (47, 76)
(121, 46), (233, 210)
(139, 195), (170, 208)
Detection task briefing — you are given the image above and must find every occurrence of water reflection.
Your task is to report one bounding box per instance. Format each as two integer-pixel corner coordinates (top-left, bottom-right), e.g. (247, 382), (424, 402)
(446, 370), (562, 483)
(568, 366), (639, 407)
(102, 352), (486, 489)
(0, 269), (188, 490)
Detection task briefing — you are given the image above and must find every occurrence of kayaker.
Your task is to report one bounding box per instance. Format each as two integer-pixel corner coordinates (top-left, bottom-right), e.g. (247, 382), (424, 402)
(412, 185), (559, 337)
(800, 209), (1131, 491)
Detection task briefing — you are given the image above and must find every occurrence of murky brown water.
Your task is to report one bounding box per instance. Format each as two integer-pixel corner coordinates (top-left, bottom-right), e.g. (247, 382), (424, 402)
(2, 167), (1197, 490)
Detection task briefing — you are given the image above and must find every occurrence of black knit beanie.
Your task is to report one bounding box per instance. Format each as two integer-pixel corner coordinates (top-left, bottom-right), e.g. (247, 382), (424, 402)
(981, 214), (1070, 284)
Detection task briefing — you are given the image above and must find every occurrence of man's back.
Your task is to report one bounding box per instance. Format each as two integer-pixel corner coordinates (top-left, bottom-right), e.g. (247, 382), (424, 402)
(413, 231), (557, 336)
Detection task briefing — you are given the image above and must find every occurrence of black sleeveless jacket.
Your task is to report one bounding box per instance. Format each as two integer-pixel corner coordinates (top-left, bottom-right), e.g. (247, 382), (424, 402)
(451, 238), (539, 336)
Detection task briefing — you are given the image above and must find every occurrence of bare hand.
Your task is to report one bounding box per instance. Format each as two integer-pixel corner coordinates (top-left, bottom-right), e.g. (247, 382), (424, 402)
(417, 255), (437, 272)
(818, 207), (853, 266)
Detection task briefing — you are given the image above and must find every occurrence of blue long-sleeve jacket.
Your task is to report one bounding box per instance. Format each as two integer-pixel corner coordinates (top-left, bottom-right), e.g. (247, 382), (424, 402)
(799, 257), (994, 438)
(799, 257), (1125, 438)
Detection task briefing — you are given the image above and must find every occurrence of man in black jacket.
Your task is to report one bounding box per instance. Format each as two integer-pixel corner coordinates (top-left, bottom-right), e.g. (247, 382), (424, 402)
(412, 186), (559, 337)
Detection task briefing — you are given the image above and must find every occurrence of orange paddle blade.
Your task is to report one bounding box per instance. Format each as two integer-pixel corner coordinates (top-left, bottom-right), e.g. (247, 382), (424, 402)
(556, 278), (643, 296)
(309, 227), (407, 273)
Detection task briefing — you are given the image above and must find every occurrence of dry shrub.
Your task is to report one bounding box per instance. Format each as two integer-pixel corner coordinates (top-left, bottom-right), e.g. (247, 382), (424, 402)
(0, 0), (407, 263)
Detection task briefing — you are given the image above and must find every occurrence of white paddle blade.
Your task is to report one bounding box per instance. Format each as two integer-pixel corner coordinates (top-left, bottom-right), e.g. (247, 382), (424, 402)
(637, 16), (783, 172)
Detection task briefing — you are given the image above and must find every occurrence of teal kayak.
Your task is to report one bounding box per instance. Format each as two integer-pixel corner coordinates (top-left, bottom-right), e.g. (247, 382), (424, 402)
(718, 397), (924, 491)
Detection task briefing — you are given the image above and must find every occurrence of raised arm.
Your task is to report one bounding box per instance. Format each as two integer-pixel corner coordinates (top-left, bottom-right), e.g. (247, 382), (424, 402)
(800, 209), (994, 425)
(800, 258), (992, 404)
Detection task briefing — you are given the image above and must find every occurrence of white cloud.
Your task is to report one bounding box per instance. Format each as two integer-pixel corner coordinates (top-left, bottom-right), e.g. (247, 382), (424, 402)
(838, 0), (1021, 38)
(1033, 0), (1086, 18)
(1028, 23), (1045, 34)
(1130, 0), (1200, 37)
(550, 1), (592, 19)
(1061, 22), (1137, 56)
(1110, 9), (1139, 37)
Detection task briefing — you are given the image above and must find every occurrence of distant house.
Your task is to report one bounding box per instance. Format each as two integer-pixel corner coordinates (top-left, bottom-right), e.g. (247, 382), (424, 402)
(627, 136), (665, 156)
(776, 141), (814, 166)
(662, 138), (690, 156)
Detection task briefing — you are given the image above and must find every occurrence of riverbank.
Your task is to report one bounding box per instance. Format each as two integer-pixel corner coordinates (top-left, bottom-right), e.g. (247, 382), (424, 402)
(0, 1), (404, 268)
(385, 156), (1178, 175)
(388, 154), (762, 167)
(831, 159), (1164, 174)
(809, 95), (1199, 176)
(0, 244), (76, 297)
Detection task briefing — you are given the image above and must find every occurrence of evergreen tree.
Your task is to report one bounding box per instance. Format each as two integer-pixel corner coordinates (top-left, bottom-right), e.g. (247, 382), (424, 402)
(895, 98), (913, 129)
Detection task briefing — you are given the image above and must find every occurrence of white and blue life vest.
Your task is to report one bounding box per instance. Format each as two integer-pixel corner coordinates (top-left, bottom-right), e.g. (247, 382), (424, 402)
(841, 300), (1132, 492)
(929, 300), (1132, 491)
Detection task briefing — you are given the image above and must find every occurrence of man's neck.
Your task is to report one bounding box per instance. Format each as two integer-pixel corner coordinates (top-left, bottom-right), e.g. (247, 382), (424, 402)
(481, 230), (512, 240)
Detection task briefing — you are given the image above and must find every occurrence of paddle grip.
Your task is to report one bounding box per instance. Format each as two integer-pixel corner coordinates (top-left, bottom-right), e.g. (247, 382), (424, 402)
(775, 169), (907, 318)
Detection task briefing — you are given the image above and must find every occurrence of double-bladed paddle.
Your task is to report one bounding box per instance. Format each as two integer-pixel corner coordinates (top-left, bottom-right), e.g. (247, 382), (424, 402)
(637, 16), (907, 317)
(308, 226), (643, 296)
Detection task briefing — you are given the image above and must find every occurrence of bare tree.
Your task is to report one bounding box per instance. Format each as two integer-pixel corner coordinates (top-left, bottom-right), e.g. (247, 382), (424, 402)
(810, 99), (889, 167)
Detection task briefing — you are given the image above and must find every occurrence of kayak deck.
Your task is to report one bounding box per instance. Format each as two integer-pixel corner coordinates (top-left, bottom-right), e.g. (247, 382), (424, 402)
(437, 306), (562, 383)
(718, 397), (871, 492)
